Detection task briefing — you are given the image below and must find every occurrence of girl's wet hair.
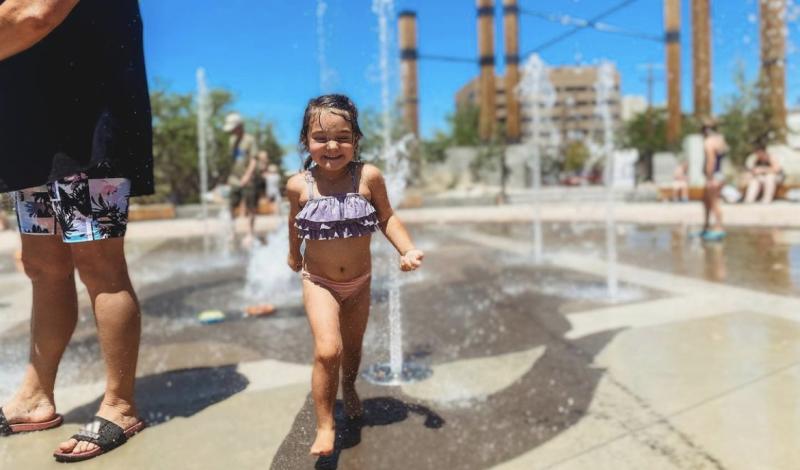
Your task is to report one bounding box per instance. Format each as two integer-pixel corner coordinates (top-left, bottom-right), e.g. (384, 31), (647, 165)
(299, 94), (364, 170)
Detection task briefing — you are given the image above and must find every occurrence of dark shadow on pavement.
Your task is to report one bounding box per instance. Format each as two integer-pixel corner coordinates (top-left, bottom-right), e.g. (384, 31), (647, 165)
(271, 396), (445, 470)
(61, 365), (249, 426)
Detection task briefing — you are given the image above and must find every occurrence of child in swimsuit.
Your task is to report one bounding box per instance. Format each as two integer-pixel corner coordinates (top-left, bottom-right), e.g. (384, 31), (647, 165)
(701, 117), (728, 240)
(286, 94), (424, 457)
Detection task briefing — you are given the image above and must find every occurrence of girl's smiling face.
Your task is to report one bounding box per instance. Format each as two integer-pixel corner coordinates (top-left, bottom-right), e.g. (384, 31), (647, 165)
(307, 110), (357, 172)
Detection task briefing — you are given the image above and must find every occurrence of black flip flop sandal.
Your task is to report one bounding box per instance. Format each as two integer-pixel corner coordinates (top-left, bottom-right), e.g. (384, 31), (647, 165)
(53, 416), (145, 463)
(0, 407), (63, 436)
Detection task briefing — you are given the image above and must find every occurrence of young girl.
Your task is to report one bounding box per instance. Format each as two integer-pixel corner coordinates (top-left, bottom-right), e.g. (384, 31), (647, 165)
(286, 95), (424, 457)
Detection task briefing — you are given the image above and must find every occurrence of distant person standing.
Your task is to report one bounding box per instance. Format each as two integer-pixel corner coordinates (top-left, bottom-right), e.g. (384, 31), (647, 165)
(264, 162), (282, 216)
(255, 150), (270, 209)
(223, 113), (260, 246)
(701, 118), (728, 241)
(0, 0), (151, 462)
(744, 145), (783, 204)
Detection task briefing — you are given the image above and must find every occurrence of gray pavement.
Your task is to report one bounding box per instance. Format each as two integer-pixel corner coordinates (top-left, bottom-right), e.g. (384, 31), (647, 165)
(1, 203), (799, 469)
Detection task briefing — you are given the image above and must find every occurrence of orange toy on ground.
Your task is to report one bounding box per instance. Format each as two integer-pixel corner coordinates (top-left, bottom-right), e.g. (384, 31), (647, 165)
(245, 304), (276, 317)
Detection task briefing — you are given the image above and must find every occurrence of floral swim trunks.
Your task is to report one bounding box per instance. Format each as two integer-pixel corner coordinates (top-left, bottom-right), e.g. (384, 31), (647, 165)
(14, 171), (131, 243)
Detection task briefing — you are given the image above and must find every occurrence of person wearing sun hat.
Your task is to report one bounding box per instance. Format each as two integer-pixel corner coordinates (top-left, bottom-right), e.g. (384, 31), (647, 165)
(224, 112), (261, 246)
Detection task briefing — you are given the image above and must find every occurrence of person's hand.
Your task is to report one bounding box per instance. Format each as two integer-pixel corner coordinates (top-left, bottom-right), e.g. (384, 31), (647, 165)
(287, 252), (303, 272)
(400, 249), (424, 272)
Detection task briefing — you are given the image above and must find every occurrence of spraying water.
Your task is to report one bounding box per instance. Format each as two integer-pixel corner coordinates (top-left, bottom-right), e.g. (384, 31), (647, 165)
(378, 135), (413, 378)
(316, 0), (333, 92)
(215, 202), (235, 260)
(244, 224), (302, 307)
(196, 68), (212, 254)
(375, 0), (404, 380)
(518, 54), (559, 264)
(595, 61), (619, 300)
(372, 0), (394, 152)
(362, 0), (429, 385)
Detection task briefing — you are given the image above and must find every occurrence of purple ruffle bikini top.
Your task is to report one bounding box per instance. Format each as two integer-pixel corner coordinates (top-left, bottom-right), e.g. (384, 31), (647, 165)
(295, 163), (380, 240)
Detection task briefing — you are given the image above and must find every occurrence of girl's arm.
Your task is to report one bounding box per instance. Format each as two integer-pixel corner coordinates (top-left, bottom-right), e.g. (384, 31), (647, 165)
(286, 174), (304, 272)
(365, 164), (424, 271)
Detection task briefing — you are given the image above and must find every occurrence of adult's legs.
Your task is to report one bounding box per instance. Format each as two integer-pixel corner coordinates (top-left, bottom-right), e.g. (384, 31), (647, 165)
(703, 182), (713, 231)
(671, 182), (681, 202)
(245, 185), (259, 244)
(246, 207), (256, 240)
(761, 174), (777, 203)
(744, 175), (762, 203)
(57, 238), (141, 455)
(340, 284), (371, 419)
(303, 279), (342, 457)
(2, 235), (76, 425)
(710, 183), (724, 231)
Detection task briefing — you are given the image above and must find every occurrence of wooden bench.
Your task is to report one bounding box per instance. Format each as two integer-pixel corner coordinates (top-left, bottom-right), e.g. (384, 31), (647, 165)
(658, 184), (799, 202)
(128, 203), (176, 221)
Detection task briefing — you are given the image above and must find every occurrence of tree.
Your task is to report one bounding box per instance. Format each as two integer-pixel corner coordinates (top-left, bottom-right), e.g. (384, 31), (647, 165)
(620, 108), (696, 180)
(562, 141), (590, 173)
(358, 104), (410, 159)
(147, 82), (234, 204)
(146, 81), (284, 204)
(248, 117), (286, 170)
(718, 66), (776, 166)
(420, 103), (480, 163)
(450, 103), (481, 146)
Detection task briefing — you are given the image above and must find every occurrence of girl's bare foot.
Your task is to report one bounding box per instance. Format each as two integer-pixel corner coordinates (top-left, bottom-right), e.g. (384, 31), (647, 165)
(310, 427), (336, 456)
(342, 385), (362, 419)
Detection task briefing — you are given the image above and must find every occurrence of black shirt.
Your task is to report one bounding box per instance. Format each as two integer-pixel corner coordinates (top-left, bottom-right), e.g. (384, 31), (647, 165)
(0, 0), (154, 196)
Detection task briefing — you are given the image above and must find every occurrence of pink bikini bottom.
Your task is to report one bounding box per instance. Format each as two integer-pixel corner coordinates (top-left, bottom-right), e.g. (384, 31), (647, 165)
(302, 270), (372, 303)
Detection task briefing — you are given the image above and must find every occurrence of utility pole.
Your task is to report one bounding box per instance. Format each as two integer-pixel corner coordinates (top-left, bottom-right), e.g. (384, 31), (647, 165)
(637, 63), (662, 181)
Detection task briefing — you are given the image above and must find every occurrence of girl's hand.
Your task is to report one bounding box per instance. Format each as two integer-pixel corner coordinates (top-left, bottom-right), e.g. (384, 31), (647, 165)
(400, 249), (424, 272)
(287, 252), (303, 272)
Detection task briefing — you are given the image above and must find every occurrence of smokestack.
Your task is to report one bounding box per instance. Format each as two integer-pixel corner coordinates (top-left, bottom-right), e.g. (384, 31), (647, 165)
(503, 0), (521, 143)
(665, 0), (682, 146)
(399, 11), (419, 138)
(760, 0), (787, 141)
(692, 0), (712, 119)
(477, 0), (497, 141)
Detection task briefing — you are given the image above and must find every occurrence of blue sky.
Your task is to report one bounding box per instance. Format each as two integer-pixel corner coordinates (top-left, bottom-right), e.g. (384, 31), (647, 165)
(140, 0), (800, 147)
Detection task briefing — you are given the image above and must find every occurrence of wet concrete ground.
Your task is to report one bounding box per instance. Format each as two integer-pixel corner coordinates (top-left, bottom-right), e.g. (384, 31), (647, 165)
(1, 220), (800, 469)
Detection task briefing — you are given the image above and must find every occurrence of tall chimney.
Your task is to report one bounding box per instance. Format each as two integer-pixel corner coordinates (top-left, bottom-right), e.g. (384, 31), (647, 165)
(692, 0), (712, 118)
(760, 0), (787, 141)
(477, 0), (497, 141)
(399, 11), (419, 137)
(665, 0), (682, 146)
(503, 0), (521, 142)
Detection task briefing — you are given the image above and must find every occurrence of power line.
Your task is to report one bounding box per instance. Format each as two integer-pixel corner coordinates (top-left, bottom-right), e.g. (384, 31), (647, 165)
(519, 7), (663, 43)
(524, 0), (642, 56)
(410, 0), (648, 67)
(418, 53), (475, 64)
